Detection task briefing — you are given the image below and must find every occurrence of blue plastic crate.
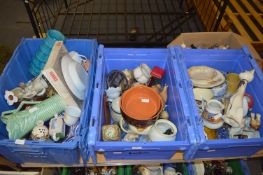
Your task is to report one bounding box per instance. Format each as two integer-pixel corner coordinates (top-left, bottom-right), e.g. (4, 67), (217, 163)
(87, 45), (197, 162)
(0, 38), (97, 164)
(172, 46), (263, 159)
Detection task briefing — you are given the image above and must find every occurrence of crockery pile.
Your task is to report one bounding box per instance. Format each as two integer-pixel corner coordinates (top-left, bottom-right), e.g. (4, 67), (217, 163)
(189, 66), (261, 139)
(102, 64), (178, 142)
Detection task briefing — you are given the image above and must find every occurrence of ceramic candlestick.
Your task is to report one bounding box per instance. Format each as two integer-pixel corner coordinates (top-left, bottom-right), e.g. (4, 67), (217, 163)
(224, 69), (255, 128)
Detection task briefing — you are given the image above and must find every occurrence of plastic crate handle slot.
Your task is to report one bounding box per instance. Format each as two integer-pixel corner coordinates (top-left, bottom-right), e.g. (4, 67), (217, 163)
(11, 148), (44, 154)
(227, 144), (262, 148)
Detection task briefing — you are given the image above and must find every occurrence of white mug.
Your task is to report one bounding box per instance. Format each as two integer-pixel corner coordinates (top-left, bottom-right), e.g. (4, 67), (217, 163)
(119, 118), (152, 135)
(64, 106), (81, 126)
(148, 119), (177, 141)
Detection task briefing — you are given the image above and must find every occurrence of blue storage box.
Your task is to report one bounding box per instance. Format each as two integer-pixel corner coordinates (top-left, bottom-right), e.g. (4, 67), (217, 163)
(0, 38), (97, 164)
(172, 46), (263, 159)
(88, 45), (197, 162)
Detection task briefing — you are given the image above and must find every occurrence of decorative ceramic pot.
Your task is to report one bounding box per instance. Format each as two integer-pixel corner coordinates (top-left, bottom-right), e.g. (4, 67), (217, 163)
(31, 120), (49, 141)
(102, 124), (121, 141)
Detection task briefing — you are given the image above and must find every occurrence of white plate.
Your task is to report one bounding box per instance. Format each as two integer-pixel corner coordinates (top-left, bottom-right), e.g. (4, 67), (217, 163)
(188, 66), (225, 88)
(61, 54), (89, 100)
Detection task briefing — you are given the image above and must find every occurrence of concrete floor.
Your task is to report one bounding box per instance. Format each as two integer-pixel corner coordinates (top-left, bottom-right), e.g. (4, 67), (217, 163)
(0, 0), (34, 49)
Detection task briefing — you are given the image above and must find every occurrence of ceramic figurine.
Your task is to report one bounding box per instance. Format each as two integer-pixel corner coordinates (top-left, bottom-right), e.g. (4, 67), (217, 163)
(105, 87), (121, 102)
(160, 110), (169, 120)
(49, 114), (65, 141)
(224, 69), (255, 128)
(133, 64), (151, 84)
(122, 133), (139, 142)
(31, 120), (49, 141)
(102, 124), (121, 141)
(5, 76), (48, 106)
(160, 85), (168, 105)
(151, 84), (161, 94)
(250, 113), (261, 130)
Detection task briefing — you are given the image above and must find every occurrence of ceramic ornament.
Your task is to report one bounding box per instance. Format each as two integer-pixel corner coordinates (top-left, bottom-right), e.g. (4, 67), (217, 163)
(102, 124), (121, 141)
(133, 64), (151, 84)
(224, 69), (255, 128)
(31, 120), (49, 141)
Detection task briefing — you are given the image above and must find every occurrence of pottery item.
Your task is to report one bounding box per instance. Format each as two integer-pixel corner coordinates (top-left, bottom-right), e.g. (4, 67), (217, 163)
(204, 127), (217, 139)
(64, 106), (81, 126)
(226, 73), (240, 95)
(211, 82), (227, 97)
(4, 76), (49, 105)
(224, 69), (255, 128)
(250, 113), (261, 130)
(105, 87), (121, 102)
(103, 94), (111, 125)
(164, 167), (182, 175)
(192, 162), (205, 175)
(49, 114), (65, 141)
(202, 99), (224, 127)
(102, 124), (121, 141)
(110, 97), (123, 123)
(122, 133), (139, 142)
(148, 119), (177, 141)
(188, 66), (225, 88)
(203, 118), (224, 130)
(120, 85), (163, 128)
(119, 118), (153, 135)
(160, 110), (169, 120)
(68, 51), (91, 72)
(160, 85), (168, 105)
(138, 166), (163, 175)
(151, 84), (161, 94)
(107, 70), (129, 91)
(31, 120), (49, 141)
(147, 66), (165, 86)
(122, 69), (134, 86)
(2, 95), (66, 140)
(61, 54), (89, 100)
(193, 88), (214, 102)
(133, 64), (151, 84)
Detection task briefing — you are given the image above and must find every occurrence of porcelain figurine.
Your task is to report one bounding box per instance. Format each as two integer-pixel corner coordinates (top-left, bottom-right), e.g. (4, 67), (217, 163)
(102, 124), (121, 141)
(151, 84), (161, 94)
(160, 85), (168, 105)
(4, 76), (48, 105)
(250, 113), (261, 130)
(224, 69), (255, 128)
(133, 64), (151, 84)
(122, 133), (139, 142)
(31, 120), (49, 141)
(49, 114), (65, 141)
(105, 87), (121, 102)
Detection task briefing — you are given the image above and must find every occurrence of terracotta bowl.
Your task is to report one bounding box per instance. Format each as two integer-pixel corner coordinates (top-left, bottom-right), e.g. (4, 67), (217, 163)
(120, 85), (163, 128)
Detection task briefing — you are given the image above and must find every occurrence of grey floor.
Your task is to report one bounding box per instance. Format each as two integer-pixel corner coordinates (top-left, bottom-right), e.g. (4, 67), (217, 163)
(0, 0), (262, 174)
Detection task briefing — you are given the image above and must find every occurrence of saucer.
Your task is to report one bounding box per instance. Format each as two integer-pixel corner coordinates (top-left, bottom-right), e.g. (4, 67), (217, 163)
(61, 54), (89, 100)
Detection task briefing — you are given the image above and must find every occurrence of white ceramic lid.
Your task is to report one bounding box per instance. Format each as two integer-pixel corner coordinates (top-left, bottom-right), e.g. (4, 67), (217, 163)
(61, 54), (89, 100)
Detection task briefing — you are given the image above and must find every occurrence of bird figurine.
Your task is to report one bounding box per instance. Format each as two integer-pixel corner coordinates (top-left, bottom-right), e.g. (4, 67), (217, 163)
(224, 69), (255, 128)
